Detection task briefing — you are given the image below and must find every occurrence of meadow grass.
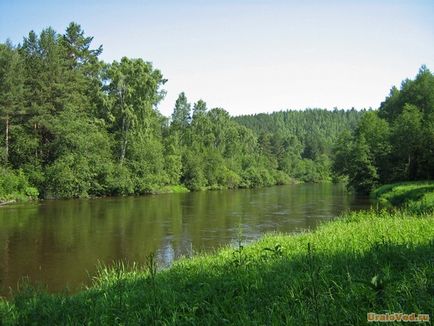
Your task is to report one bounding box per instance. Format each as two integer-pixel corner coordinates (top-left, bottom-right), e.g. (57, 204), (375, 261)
(0, 207), (433, 325)
(372, 181), (434, 213)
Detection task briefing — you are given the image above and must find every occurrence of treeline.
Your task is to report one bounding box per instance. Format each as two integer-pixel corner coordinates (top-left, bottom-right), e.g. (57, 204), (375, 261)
(0, 23), (363, 200)
(333, 66), (434, 193)
(235, 109), (362, 182)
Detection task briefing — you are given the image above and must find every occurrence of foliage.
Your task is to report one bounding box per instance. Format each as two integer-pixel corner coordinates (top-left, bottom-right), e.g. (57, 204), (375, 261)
(1, 24), (431, 199)
(333, 66), (434, 193)
(333, 133), (379, 194)
(235, 109), (362, 182)
(0, 24), (363, 200)
(0, 168), (38, 201)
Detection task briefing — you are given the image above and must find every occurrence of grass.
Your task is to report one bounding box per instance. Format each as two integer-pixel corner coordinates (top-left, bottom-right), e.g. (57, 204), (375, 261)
(148, 185), (190, 194)
(1, 207), (433, 325)
(372, 181), (434, 213)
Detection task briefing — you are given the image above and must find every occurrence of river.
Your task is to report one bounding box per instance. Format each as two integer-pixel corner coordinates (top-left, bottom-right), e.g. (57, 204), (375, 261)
(0, 183), (371, 296)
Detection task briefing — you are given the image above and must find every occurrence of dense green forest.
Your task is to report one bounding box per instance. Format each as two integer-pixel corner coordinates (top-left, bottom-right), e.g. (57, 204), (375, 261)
(1, 23), (432, 200)
(235, 109), (362, 182)
(332, 66), (434, 193)
(0, 23), (364, 200)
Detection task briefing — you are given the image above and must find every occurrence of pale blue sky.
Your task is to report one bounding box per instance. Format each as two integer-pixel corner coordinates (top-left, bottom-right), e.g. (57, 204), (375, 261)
(1, 0), (433, 116)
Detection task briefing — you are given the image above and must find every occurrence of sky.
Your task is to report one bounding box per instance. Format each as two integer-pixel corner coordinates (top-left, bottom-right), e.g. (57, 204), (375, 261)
(1, 0), (434, 117)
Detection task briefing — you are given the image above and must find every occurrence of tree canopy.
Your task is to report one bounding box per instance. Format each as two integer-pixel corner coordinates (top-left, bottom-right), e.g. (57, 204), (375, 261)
(1, 23), (430, 199)
(333, 66), (434, 193)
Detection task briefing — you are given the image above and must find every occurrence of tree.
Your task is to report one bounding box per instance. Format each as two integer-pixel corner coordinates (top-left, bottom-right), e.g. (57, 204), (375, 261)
(379, 65), (434, 122)
(390, 104), (423, 180)
(61, 22), (102, 68)
(348, 135), (378, 194)
(171, 92), (191, 130)
(61, 22), (104, 117)
(6, 23), (432, 200)
(333, 66), (434, 191)
(44, 108), (114, 198)
(355, 111), (391, 182)
(332, 130), (379, 193)
(104, 57), (166, 162)
(163, 132), (183, 185)
(19, 27), (72, 167)
(192, 99), (207, 118)
(0, 42), (24, 164)
(420, 112), (434, 179)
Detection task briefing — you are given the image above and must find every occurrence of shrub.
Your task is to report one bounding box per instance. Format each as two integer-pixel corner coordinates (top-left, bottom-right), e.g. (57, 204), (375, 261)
(0, 168), (39, 201)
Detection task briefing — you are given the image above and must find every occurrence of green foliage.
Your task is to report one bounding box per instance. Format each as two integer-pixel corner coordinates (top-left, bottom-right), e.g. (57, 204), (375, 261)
(1, 209), (433, 324)
(389, 104), (423, 180)
(181, 150), (206, 190)
(348, 136), (379, 194)
(241, 166), (275, 188)
(235, 109), (362, 183)
(333, 66), (434, 192)
(0, 42), (24, 165)
(334, 133), (378, 194)
(272, 169), (292, 185)
(222, 168), (242, 189)
(103, 56), (166, 163)
(108, 164), (134, 195)
(151, 185), (190, 194)
(1, 24), (431, 200)
(0, 168), (38, 201)
(171, 92), (191, 131)
(163, 133), (183, 185)
(4, 24), (339, 199)
(379, 65), (434, 122)
(44, 108), (114, 198)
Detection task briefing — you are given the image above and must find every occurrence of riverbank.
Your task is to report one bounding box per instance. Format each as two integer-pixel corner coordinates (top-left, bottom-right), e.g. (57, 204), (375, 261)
(1, 205), (432, 324)
(372, 181), (434, 213)
(0, 175), (302, 204)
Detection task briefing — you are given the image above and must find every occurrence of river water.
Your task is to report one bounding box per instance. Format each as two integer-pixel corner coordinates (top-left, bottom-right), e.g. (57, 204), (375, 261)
(0, 183), (371, 296)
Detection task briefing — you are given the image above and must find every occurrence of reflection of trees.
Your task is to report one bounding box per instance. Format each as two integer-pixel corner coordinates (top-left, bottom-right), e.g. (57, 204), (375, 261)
(0, 184), (368, 294)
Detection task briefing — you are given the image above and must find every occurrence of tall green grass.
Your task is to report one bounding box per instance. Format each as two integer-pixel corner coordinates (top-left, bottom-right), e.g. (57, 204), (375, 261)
(372, 181), (434, 213)
(1, 209), (433, 325)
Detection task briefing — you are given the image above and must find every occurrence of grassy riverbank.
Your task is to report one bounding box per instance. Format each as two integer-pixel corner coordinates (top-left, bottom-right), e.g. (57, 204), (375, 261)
(372, 181), (434, 213)
(1, 206), (433, 325)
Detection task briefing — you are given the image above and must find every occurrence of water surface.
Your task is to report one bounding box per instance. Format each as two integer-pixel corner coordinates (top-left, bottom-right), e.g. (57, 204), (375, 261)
(0, 183), (370, 295)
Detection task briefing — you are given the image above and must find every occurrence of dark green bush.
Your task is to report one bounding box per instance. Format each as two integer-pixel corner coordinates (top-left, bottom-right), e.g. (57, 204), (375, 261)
(0, 168), (39, 201)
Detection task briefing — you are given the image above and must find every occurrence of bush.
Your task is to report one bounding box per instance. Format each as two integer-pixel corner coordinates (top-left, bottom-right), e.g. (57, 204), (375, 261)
(0, 168), (39, 201)
(181, 151), (207, 191)
(108, 164), (134, 195)
(241, 166), (275, 188)
(44, 155), (91, 198)
(272, 170), (292, 185)
(222, 168), (242, 189)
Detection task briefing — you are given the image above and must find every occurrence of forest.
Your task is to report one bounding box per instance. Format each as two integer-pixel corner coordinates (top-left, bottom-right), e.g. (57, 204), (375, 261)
(0, 23), (363, 200)
(1, 23), (433, 200)
(333, 65), (434, 193)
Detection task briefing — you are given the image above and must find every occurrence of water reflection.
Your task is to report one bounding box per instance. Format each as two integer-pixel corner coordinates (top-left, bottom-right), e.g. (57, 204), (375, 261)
(0, 184), (370, 295)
